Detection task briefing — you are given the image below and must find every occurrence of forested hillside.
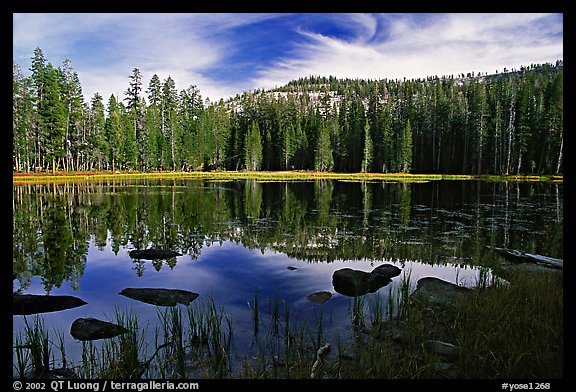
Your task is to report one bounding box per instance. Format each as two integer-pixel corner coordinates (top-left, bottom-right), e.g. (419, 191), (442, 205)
(13, 47), (563, 175)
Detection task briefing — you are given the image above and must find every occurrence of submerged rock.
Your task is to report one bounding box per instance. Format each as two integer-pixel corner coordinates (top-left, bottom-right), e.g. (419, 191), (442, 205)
(13, 294), (87, 315)
(129, 249), (182, 260)
(332, 263), (402, 297)
(411, 277), (471, 308)
(119, 288), (199, 306)
(70, 318), (128, 341)
(307, 291), (332, 304)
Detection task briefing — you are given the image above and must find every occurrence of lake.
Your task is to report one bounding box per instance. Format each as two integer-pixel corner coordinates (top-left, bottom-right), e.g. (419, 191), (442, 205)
(13, 178), (563, 378)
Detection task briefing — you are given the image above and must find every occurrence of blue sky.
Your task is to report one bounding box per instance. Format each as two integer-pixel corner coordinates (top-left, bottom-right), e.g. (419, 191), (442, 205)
(13, 13), (563, 104)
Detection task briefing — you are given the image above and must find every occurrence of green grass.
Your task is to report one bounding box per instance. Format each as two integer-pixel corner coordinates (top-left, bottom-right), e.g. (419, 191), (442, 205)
(13, 269), (562, 379)
(12, 169), (563, 184)
(454, 270), (563, 378)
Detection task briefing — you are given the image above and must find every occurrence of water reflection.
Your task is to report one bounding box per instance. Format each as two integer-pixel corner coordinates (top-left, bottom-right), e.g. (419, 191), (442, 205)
(14, 179), (563, 290)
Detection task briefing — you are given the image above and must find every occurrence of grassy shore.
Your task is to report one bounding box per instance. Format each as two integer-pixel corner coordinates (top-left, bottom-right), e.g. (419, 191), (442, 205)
(12, 169), (563, 184)
(14, 268), (562, 379)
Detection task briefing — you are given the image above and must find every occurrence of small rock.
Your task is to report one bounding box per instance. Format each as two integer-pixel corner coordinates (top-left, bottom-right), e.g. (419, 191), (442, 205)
(307, 291), (332, 304)
(70, 318), (128, 341)
(287, 266), (298, 270)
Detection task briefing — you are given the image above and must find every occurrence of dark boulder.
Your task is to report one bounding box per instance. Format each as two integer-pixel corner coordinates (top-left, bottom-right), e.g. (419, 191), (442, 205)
(371, 264), (402, 279)
(129, 249), (182, 260)
(333, 268), (374, 296)
(119, 288), (199, 306)
(332, 263), (402, 297)
(70, 318), (128, 341)
(13, 294), (87, 315)
(411, 277), (471, 308)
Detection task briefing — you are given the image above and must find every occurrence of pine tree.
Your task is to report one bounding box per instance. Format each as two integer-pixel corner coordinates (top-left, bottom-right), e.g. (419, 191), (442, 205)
(162, 76), (179, 170)
(58, 58), (84, 171)
(29, 47), (48, 170)
(13, 62), (35, 172)
(125, 68), (144, 169)
(245, 121), (263, 171)
(146, 75), (163, 170)
(105, 95), (123, 172)
(315, 120), (334, 172)
(361, 117), (373, 173)
(88, 92), (108, 171)
(380, 104), (393, 173)
(400, 119), (413, 173)
(40, 63), (66, 172)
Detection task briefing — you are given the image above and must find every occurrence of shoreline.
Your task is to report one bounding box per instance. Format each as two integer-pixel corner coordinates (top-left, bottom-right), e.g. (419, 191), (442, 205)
(12, 170), (564, 184)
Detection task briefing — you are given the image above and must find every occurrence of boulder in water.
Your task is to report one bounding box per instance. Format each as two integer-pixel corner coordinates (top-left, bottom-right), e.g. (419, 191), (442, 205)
(119, 288), (199, 306)
(13, 294), (87, 315)
(70, 318), (128, 341)
(332, 263), (402, 297)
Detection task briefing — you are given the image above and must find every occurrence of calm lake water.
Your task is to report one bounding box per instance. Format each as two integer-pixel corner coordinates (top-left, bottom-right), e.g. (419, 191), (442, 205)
(13, 178), (563, 377)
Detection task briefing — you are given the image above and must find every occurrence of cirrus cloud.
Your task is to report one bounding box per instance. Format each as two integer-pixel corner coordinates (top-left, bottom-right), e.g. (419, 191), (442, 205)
(13, 13), (563, 103)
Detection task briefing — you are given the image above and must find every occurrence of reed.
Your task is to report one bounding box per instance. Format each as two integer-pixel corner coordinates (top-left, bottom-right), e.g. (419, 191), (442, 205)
(13, 332), (30, 378)
(454, 269), (563, 378)
(21, 316), (51, 378)
(13, 270), (562, 379)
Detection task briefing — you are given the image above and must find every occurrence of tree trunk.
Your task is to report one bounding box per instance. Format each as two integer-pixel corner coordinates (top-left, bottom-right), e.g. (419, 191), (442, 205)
(555, 136), (563, 173)
(506, 99), (515, 175)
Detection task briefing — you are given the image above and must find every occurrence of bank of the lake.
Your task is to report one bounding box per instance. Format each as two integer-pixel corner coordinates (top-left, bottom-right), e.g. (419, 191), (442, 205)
(14, 267), (563, 379)
(12, 170), (563, 184)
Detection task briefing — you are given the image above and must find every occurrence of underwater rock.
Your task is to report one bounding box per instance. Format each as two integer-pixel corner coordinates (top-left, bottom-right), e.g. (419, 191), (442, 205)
(119, 288), (199, 306)
(13, 294), (87, 315)
(70, 318), (128, 341)
(307, 291), (332, 304)
(332, 263), (402, 297)
(129, 249), (182, 260)
(411, 277), (471, 308)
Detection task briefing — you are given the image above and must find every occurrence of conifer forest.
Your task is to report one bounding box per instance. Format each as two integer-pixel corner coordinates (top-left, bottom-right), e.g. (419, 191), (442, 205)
(13, 48), (563, 175)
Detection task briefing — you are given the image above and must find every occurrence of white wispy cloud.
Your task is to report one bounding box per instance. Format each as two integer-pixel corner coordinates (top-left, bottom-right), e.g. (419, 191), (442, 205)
(252, 13), (563, 89)
(13, 13), (563, 103)
(13, 13), (281, 102)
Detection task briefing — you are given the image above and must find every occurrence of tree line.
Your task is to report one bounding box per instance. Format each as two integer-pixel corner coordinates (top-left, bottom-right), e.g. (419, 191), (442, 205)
(13, 47), (563, 175)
